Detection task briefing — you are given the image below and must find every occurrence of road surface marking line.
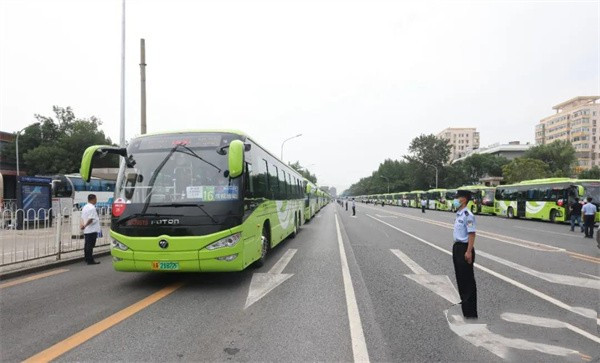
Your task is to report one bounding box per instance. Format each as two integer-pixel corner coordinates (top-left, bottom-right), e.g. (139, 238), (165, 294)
(580, 272), (600, 280)
(568, 252), (600, 263)
(390, 249), (427, 274)
(569, 255), (600, 264)
(244, 249), (297, 309)
(361, 205), (563, 251)
(0, 269), (69, 289)
(475, 250), (600, 290)
(367, 214), (600, 326)
(501, 313), (600, 344)
(514, 225), (578, 238)
(335, 213), (369, 363)
(24, 282), (184, 363)
(268, 248), (297, 274)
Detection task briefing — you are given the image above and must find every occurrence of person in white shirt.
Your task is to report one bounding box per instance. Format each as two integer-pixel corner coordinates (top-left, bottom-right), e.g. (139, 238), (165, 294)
(582, 197), (598, 239)
(80, 194), (101, 265)
(421, 198), (427, 213)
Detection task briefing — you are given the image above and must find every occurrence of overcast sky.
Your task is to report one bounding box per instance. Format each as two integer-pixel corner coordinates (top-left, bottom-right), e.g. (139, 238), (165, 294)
(1, 0), (599, 192)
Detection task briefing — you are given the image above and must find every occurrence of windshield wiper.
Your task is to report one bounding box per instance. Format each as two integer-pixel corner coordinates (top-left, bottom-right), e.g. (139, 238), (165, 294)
(151, 203), (219, 224)
(178, 145), (222, 173)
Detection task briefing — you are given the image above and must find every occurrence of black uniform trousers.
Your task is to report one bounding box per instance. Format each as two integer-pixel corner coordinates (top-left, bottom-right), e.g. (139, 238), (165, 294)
(84, 232), (98, 263)
(452, 242), (478, 318)
(584, 215), (595, 238)
(352, 206), (356, 216)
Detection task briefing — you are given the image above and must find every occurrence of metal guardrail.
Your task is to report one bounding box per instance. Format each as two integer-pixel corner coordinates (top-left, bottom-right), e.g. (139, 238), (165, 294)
(0, 207), (111, 266)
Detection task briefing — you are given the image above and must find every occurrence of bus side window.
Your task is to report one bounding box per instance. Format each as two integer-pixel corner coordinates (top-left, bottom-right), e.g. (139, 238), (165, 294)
(245, 162), (254, 196)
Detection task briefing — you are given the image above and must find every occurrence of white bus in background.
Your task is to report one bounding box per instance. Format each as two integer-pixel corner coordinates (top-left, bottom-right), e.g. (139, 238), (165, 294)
(42, 174), (115, 215)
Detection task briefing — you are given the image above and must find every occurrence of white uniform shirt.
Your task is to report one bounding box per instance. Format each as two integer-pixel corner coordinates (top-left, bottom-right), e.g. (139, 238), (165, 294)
(582, 202), (598, 216)
(81, 203), (101, 234)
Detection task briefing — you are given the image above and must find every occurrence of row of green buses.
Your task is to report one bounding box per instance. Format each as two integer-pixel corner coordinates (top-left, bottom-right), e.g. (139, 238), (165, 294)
(355, 178), (600, 223)
(80, 130), (330, 273)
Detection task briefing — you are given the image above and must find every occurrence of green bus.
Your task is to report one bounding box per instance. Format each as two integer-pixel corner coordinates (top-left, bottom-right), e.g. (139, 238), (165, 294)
(494, 178), (580, 223)
(80, 130), (306, 272)
(457, 185), (496, 215)
(406, 190), (425, 208)
(304, 179), (318, 222)
(425, 189), (449, 210)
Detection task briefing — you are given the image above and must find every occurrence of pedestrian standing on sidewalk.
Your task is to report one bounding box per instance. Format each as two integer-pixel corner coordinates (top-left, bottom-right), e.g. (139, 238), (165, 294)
(569, 198), (583, 233)
(352, 198), (356, 216)
(451, 190), (478, 319)
(345, 200), (348, 211)
(421, 198), (427, 213)
(80, 194), (101, 265)
(582, 197), (597, 238)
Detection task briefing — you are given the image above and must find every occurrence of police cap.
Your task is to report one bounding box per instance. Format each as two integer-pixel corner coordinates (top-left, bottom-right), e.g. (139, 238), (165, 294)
(454, 189), (472, 200)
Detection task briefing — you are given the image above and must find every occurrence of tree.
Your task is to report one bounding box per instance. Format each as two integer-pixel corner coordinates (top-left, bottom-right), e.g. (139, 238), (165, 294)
(0, 106), (118, 175)
(404, 134), (451, 189)
(502, 158), (550, 183)
(578, 166), (600, 179)
(288, 161), (317, 184)
(524, 140), (576, 177)
(445, 154), (509, 187)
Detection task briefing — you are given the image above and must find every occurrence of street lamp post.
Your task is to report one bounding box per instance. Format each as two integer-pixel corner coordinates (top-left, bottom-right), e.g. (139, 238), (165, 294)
(425, 164), (439, 189)
(380, 175), (390, 193)
(280, 134), (302, 161)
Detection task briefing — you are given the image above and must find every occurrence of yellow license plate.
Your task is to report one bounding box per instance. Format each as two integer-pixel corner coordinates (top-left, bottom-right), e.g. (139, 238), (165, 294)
(151, 261), (179, 270)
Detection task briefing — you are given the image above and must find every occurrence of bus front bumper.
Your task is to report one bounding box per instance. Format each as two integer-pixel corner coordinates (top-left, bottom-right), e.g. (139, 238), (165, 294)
(109, 228), (256, 272)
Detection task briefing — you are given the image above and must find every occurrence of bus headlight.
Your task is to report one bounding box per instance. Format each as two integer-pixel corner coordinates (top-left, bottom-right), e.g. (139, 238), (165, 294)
(206, 233), (241, 250)
(216, 254), (238, 262)
(111, 239), (129, 251)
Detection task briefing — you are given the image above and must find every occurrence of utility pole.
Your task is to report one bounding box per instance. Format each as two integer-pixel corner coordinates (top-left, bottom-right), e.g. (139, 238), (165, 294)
(119, 0), (126, 146)
(380, 175), (390, 193)
(140, 38), (147, 135)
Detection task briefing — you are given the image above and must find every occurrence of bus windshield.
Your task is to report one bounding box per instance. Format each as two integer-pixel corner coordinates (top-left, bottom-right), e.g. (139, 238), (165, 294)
(116, 133), (241, 206)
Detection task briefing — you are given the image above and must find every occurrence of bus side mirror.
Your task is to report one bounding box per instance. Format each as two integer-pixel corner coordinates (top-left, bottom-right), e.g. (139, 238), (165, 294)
(80, 145), (127, 182)
(228, 140), (244, 179)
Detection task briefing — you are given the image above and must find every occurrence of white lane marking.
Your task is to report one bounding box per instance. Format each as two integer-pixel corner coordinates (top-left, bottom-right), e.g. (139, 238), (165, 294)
(366, 214), (600, 325)
(580, 272), (600, 280)
(446, 311), (580, 360)
(375, 214), (397, 218)
(268, 248), (297, 274)
(361, 205), (564, 252)
(391, 247), (581, 358)
(391, 249), (460, 304)
(501, 313), (600, 345)
(335, 213), (369, 363)
(244, 249), (297, 309)
(390, 249), (427, 274)
(514, 225), (580, 238)
(476, 250), (600, 290)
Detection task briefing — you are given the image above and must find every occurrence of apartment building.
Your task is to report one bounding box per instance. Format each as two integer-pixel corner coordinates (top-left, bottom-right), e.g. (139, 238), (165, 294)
(535, 96), (600, 171)
(436, 127), (480, 162)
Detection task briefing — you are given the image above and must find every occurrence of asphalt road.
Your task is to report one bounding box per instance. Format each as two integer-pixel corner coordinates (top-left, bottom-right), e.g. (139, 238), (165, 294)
(1, 203), (598, 362)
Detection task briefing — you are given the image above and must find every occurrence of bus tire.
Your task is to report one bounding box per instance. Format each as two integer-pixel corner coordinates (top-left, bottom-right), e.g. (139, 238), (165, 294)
(507, 207), (515, 219)
(549, 210), (557, 223)
(254, 224), (270, 268)
(471, 205), (477, 214)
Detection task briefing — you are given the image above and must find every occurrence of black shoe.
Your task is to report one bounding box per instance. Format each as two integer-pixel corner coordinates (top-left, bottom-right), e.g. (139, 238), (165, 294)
(87, 261), (101, 265)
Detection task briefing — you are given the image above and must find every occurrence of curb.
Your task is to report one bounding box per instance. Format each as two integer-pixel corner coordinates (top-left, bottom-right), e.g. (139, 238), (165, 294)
(0, 250), (112, 281)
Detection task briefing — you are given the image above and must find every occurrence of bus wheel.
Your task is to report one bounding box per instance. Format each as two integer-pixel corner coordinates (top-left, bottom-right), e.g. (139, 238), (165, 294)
(471, 205), (477, 214)
(507, 207), (515, 219)
(549, 210), (557, 223)
(255, 225), (270, 268)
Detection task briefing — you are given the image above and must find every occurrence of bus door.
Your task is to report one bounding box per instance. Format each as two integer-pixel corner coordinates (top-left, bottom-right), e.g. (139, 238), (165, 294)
(517, 198), (526, 218)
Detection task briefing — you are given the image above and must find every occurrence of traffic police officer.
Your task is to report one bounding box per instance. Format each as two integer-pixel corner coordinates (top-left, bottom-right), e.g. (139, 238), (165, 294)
(452, 189), (478, 319)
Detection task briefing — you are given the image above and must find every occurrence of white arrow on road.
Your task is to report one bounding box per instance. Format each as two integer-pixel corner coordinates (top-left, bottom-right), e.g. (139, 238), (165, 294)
(390, 248), (585, 360)
(391, 249), (460, 304)
(244, 248), (297, 309)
